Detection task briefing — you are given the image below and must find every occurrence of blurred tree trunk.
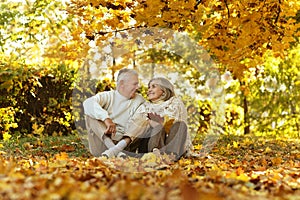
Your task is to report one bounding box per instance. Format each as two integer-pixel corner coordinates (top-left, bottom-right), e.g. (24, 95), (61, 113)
(243, 95), (250, 134)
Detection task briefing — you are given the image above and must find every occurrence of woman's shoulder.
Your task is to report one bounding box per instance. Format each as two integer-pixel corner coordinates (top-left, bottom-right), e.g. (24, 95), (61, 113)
(168, 96), (184, 104)
(167, 96), (187, 112)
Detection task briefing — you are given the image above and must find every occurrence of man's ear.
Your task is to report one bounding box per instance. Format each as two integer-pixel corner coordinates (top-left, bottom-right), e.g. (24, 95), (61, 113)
(118, 80), (125, 89)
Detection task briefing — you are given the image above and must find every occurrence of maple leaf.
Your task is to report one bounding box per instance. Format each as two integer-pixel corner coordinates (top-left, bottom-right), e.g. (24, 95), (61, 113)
(55, 152), (69, 160)
(3, 132), (12, 142)
(163, 117), (175, 134)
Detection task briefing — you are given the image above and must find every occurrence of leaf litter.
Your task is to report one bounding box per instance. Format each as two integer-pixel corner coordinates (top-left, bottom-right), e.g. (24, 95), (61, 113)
(0, 135), (300, 200)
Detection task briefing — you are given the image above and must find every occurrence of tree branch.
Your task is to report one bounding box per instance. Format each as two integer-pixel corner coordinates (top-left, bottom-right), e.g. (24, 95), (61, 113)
(224, 0), (230, 23)
(96, 25), (144, 36)
(274, 0), (281, 24)
(86, 25), (145, 40)
(194, 0), (202, 10)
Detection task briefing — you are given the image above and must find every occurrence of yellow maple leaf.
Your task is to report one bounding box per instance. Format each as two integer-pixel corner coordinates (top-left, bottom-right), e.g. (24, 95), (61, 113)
(233, 141), (239, 148)
(271, 157), (282, 166)
(163, 116), (175, 134)
(237, 173), (250, 182)
(32, 123), (44, 136)
(55, 152), (69, 160)
(3, 132), (12, 141)
(265, 146), (272, 153)
(141, 152), (157, 163)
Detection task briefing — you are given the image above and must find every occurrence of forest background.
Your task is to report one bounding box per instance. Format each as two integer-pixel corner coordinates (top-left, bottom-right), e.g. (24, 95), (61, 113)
(0, 0), (300, 199)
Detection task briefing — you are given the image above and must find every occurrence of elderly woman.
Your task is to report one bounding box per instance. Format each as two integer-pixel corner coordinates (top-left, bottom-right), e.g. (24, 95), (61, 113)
(102, 77), (192, 160)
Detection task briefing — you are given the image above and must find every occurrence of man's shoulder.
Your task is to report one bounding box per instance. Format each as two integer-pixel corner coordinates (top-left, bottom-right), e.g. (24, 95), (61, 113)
(96, 90), (115, 96)
(133, 94), (145, 103)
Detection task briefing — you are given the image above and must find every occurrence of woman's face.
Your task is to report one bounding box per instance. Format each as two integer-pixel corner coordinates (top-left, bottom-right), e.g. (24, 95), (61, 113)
(147, 80), (164, 102)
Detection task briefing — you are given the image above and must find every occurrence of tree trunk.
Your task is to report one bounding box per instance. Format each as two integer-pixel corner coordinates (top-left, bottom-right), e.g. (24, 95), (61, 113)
(290, 103), (300, 137)
(151, 54), (155, 79)
(243, 95), (250, 134)
(133, 50), (136, 69)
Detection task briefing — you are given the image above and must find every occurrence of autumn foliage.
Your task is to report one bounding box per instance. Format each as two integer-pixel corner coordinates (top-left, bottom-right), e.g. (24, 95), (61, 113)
(0, 0), (300, 199)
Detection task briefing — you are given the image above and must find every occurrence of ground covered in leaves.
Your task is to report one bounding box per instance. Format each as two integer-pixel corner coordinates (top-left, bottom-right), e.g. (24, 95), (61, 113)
(0, 135), (300, 200)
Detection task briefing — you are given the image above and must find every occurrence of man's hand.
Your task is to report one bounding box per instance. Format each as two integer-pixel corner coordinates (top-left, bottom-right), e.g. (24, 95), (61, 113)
(103, 118), (116, 136)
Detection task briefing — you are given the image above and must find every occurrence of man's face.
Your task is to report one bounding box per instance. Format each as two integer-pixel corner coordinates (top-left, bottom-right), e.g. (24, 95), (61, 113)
(119, 75), (139, 99)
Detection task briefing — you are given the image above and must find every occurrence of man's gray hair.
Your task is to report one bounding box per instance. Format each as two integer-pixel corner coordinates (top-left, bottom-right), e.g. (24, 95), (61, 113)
(116, 68), (138, 86)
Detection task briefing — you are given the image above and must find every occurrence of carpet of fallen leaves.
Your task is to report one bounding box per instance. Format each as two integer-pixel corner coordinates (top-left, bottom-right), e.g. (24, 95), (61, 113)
(0, 135), (300, 200)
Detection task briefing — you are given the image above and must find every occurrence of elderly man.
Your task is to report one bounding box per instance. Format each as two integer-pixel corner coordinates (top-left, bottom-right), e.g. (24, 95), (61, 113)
(83, 68), (145, 157)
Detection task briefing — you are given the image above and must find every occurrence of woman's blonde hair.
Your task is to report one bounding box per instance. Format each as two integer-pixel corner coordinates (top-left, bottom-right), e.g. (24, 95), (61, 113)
(149, 77), (175, 101)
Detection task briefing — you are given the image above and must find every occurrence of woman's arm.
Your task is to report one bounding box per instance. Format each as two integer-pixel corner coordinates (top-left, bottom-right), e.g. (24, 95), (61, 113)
(164, 97), (188, 123)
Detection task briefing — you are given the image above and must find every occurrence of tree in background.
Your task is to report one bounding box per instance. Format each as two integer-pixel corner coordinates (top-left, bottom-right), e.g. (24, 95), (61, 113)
(1, 0), (299, 138)
(66, 0), (300, 136)
(246, 45), (300, 137)
(0, 0), (79, 137)
(67, 0), (300, 76)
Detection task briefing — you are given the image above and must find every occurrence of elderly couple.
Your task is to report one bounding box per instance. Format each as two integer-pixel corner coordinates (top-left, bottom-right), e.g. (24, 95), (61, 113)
(83, 68), (192, 161)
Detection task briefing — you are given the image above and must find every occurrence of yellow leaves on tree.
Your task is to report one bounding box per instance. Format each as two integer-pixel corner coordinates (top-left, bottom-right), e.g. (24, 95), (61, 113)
(66, 0), (300, 80)
(198, 0), (300, 75)
(32, 123), (44, 136)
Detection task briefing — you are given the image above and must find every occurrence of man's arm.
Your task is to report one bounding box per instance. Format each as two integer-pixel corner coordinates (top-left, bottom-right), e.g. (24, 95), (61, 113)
(83, 92), (111, 121)
(83, 92), (117, 135)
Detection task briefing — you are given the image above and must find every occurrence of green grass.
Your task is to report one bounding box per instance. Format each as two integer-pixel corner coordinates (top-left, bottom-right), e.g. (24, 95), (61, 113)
(1, 134), (92, 158)
(1, 133), (299, 161)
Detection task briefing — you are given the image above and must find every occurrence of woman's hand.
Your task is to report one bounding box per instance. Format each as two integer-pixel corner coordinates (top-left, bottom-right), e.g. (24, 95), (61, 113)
(147, 112), (164, 128)
(147, 112), (164, 124)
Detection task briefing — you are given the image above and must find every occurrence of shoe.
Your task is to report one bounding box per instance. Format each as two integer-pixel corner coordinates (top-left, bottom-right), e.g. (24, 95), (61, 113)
(117, 152), (127, 158)
(101, 149), (116, 158)
(165, 151), (179, 161)
(152, 148), (160, 156)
